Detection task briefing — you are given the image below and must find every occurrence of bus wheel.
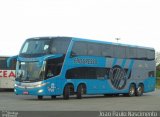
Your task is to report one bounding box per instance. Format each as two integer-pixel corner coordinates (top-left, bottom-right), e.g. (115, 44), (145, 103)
(128, 84), (136, 97)
(63, 85), (70, 100)
(38, 96), (43, 100)
(51, 96), (56, 99)
(77, 84), (86, 99)
(136, 84), (144, 96)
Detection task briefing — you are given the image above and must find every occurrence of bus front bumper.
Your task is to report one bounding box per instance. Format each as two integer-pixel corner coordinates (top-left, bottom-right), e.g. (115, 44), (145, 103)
(14, 83), (58, 96)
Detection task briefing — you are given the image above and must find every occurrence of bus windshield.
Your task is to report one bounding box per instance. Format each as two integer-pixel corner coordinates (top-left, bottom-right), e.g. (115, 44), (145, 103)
(19, 37), (71, 57)
(16, 61), (44, 82)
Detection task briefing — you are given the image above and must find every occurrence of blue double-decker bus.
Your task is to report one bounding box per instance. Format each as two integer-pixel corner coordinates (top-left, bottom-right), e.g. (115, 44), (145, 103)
(13, 37), (156, 99)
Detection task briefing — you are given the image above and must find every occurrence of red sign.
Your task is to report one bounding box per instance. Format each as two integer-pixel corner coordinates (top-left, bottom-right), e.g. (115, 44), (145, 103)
(0, 70), (15, 78)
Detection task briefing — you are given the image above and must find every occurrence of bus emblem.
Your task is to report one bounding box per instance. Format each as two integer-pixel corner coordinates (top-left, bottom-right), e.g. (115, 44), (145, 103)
(109, 66), (127, 90)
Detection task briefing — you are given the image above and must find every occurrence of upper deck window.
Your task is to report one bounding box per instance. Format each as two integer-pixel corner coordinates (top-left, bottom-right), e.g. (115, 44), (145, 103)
(147, 49), (155, 60)
(71, 40), (155, 61)
(51, 39), (71, 54)
(126, 47), (137, 59)
(71, 41), (101, 56)
(88, 43), (101, 56)
(113, 46), (126, 58)
(72, 42), (88, 56)
(101, 44), (113, 57)
(137, 48), (147, 59)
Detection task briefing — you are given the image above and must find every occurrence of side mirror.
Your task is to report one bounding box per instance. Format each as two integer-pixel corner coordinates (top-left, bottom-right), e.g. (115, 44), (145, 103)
(7, 55), (18, 68)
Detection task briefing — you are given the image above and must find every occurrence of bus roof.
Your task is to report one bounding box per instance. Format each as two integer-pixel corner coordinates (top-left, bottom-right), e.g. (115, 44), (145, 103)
(27, 36), (154, 51)
(72, 37), (155, 51)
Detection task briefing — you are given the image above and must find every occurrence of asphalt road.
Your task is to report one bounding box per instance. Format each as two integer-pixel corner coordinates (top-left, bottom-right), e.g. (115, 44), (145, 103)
(0, 89), (160, 111)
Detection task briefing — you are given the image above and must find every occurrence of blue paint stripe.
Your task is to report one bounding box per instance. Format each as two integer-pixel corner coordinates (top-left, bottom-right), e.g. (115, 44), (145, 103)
(112, 58), (118, 67)
(121, 59), (126, 68)
(105, 58), (107, 68)
(127, 60), (134, 78)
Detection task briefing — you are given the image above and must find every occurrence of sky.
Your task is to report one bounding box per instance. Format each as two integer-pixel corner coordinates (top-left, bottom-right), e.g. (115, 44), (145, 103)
(0, 0), (160, 56)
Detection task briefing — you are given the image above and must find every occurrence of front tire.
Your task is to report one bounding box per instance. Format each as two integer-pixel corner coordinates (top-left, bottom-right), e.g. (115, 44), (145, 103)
(38, 96), (43, 100)
(51, 96), (56, 99)
(63, 85), (70, 100)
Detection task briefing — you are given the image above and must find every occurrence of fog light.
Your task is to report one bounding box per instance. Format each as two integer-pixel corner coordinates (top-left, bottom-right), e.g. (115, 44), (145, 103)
(38, 89), (43, 93)
(14, 89), (16, 93)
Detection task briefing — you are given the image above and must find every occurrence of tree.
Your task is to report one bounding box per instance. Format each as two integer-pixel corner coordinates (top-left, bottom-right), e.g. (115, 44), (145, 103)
(156, 52), (160, 78)
(156, 51), (160, 66)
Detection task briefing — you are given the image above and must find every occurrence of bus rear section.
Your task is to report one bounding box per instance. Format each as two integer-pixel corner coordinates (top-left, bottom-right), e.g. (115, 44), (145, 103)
(0, 56), (16, 90)
(62, 39), (156, 98)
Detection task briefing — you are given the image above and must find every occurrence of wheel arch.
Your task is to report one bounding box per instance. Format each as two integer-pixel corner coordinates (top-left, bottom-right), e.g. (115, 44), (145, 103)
(137, 82), (144, 90)
(129, 82), (136, 89)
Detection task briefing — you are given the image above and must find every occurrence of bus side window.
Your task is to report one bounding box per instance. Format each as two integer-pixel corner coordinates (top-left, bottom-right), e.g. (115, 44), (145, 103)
(126, 47), (137, 59)
(101, 44), (113, 57)
(71, 42), (87, 56)
(137, 48), (147, 60)
(47, 66), (54, 78)
(45, 56), (64, 79)
(66, 67), (107, 80)
(87, 43), (101, 56)
(147, 50), (155, 60)
(113, 46), (126, 58)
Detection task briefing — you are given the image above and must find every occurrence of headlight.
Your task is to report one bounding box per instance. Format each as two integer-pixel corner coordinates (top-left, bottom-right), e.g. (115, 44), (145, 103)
(38, 89), (43, 93)
(35, 82), (49, 88)
(14, 84), (18, 87)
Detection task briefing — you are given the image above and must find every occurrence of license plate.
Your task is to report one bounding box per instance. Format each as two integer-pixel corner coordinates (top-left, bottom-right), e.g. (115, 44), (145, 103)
(23, 91), (29, 95)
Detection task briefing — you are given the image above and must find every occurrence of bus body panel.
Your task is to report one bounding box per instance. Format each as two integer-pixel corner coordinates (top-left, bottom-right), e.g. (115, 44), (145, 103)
(14, 37), (156, 97)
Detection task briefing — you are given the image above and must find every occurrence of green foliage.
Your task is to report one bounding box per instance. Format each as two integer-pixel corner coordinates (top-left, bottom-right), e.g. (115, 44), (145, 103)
(156, 70), (160, 77)
(156, 78), (160, 89)
(156, 70), (160, 88)
(156, 64), (160, 71)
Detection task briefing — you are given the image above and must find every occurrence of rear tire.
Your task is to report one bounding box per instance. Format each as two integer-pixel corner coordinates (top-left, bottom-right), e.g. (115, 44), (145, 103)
(38, 96), (43, 100)
(63, 85), (70, 100)
(77, 84), (86, 99)
(128, 84), (136, 97)
(136, 84), (144, 96)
